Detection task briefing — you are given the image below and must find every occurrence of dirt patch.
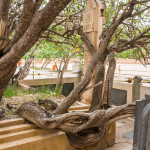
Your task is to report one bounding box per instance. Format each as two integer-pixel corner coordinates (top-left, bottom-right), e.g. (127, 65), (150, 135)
(0, 94), (65, 120)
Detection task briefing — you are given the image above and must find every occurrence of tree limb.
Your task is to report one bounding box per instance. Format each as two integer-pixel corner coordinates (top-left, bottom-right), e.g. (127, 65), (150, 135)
(103, 51), (116, 109)
(78, 28), (95, 56)
(90, 51), (108, 111)
(0, 0), (72, 69)
(4, 0), (34, 54)
(33, 0), (44, 13)
(119, 28), (150, 49)
(79, 81), (103, 96)
(0, 0), (11, 22)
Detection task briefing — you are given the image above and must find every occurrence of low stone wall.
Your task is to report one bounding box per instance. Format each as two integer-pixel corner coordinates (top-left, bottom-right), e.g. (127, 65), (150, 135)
(19, 78), (150, 104)
(140, 83), (150, 100)
(18, 77), (79, 96)
(116, 58), (141, 64)
(0, 106), (115, 150)
(113, 82), (132, 103)
(113, 81), (150, 104)
(18, 77), (79, 87)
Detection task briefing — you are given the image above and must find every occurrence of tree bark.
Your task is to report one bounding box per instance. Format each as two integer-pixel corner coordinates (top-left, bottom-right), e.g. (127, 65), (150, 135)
(0, 0), (11, 22)
(0, 87), (5, 101)
(56, 48), (74, 86)
(13, 40), (42, 84)
(4, 0), (34, 54)
(0, 0), (11, 56)
(103, 51), (116, 108)
(13, 56), (34, 84)
(41, 59), (51, 69)
(53, 43), (109, 114)
(33, 0), (44, 13)
(56, 50), (82, 93)
(89, 52), (108, 111)
(0, 63), (17, 101)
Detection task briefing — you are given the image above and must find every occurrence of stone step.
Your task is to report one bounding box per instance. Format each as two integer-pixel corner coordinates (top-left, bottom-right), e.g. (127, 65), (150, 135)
(0, 130), (69, 150)
(0, 117), (115, 150)
(0, 128), (48, 144)
(0, 124), (37, 135)
(0, 118), (24, 127)
(69, 105), (90, 111)
(70, 109), (89, 112)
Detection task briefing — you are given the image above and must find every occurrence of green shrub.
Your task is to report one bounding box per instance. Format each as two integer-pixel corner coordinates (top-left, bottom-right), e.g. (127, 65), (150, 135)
(3, 84), (61, 99)
(3, 85), (19, 98)
(54, 85), (62, 96)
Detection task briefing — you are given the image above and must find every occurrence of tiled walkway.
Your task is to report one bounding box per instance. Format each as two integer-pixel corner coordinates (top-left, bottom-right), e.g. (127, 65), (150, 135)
(105, 118), (134, 150)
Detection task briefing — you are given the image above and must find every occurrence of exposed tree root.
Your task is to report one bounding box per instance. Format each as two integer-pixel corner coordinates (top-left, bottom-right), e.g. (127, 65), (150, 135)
(0, 108), (5, 119)
(17, 101), (135, 148)
(66, 126), (106, 148)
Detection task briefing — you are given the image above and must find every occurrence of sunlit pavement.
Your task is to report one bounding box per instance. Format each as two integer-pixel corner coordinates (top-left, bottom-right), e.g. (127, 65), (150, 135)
(105, 118), (134, 150)
(18, 61), (150, 80)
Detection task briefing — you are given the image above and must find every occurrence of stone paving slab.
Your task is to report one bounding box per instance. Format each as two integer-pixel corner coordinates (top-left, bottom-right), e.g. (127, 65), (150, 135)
(105, 143), (132, 150)
(105, 118), (134, 150)
(123, 131), (133, 140)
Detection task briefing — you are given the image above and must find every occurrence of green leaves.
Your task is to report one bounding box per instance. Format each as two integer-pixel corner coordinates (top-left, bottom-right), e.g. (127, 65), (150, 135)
(23, 39), (75, 60)
(103, 22), (113, 29)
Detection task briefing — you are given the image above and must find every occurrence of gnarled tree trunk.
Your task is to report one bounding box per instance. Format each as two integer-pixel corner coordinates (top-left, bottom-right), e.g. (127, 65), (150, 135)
(17, 101), (135, 148)
(0, 63), (17, 101)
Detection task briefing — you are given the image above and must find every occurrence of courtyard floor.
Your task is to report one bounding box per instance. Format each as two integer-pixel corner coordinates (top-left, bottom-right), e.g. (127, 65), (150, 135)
(105, 118), (134, 150)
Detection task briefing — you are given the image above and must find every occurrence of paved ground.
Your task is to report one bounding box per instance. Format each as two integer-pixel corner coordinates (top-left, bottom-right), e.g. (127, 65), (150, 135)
(20, 59), (150, 80)
(105, 118), (134, 150)
(19, 61), (150, 81)
(25, 69), (77, 79)
(114, 63), (150, 81)
(17, 63), (77, 80)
